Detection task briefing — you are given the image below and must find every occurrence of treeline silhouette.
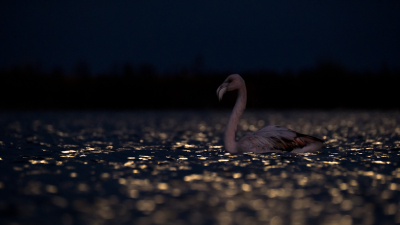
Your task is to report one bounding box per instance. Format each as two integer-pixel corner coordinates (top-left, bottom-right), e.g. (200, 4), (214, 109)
(0, 61), (399, 110)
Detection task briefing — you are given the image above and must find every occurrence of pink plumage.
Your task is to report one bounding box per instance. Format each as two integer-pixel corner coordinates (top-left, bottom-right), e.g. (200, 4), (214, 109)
(217, 74), (324, 154)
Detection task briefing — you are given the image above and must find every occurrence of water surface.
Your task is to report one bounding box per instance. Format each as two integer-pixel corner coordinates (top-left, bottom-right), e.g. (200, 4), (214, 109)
(0, 110), (400, 225)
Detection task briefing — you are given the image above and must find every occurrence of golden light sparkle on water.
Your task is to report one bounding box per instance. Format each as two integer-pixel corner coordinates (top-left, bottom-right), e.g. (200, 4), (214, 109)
(0, 111), (400, 225)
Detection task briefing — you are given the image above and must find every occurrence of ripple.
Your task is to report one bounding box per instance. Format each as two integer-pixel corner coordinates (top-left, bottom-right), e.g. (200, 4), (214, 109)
(0, 110), (399, 225)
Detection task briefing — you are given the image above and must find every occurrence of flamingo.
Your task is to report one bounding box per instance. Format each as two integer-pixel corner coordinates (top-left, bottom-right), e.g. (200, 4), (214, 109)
(216, 74), (324, 154)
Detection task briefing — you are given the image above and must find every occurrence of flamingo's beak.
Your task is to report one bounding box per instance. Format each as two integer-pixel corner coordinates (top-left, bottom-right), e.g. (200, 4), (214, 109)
(216, 84), (227, 101)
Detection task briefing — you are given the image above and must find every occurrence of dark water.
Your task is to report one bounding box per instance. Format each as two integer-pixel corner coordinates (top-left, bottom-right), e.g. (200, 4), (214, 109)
(1, 110), (400, 225)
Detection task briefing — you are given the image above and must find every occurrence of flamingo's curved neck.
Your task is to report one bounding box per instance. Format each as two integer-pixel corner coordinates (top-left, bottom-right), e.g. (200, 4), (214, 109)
(224, 84), (247, 153)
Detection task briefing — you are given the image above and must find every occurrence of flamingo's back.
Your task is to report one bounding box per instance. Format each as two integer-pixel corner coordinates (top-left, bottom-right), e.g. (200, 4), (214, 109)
(237, 125), (324, 153)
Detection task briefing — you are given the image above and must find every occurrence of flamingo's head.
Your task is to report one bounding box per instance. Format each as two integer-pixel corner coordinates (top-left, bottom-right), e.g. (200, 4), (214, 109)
(216, 74), (244, 101)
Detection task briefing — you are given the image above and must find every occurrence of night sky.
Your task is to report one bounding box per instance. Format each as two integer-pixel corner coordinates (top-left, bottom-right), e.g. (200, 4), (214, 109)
(1, 0), (399, 74)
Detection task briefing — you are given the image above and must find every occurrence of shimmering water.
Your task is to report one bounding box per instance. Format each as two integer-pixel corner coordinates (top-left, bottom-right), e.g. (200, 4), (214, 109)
(1, 110), (400, 225)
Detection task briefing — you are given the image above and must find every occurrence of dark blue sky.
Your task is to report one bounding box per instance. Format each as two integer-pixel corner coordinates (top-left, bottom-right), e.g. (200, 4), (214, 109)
(1, 0), (399, 74)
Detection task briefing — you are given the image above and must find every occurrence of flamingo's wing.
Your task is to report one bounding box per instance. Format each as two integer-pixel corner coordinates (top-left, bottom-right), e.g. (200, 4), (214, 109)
(238, 125), (323, 153)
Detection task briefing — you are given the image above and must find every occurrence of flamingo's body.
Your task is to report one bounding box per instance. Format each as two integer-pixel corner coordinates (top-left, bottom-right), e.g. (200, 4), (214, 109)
(216, 74), (324, 154)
